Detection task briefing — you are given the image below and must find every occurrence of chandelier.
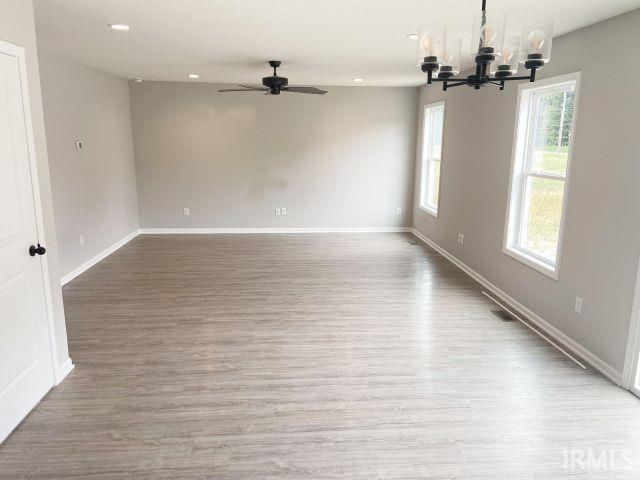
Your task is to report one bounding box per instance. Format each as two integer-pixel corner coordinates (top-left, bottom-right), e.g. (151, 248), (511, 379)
(418, 0), (553, 91)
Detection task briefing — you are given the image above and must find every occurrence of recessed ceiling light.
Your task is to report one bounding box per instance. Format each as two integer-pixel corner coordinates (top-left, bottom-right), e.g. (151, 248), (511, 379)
(353, 78), (364, 83)
(188, 74), (200, 79)
(407, 33), (418, 40)
(109, 24), (130, 31)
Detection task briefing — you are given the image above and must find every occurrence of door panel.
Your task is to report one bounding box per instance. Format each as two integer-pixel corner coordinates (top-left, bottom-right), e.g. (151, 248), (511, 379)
(0, 48), (55, 443)
(0, 74), (23, 244)
(0, 274), (38, 389)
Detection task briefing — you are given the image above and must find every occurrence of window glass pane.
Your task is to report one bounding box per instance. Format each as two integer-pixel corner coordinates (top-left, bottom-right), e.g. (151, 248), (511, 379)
(420, 104), (444, 213)
(427, 159), (440, 208)
(420, 109), (431, 207)
(519, 176), (565, 261)
(431, 107), (443, 160)
(530, 87), (575, 176)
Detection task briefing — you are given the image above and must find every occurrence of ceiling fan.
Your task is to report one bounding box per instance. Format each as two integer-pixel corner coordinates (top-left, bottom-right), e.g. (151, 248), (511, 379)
(218, 61), (327, 96)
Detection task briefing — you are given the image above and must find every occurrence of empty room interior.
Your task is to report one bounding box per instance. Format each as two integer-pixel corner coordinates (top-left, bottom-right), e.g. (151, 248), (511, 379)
(3, 0), (640, 477)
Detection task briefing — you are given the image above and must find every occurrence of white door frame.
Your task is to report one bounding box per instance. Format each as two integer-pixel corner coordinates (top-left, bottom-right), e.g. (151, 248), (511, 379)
(0, 39), (62, 384)
(622, 256), (640, 395)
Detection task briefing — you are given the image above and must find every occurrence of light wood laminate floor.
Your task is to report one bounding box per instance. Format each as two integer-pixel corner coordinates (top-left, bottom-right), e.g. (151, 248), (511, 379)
(2, 233), (640, 479)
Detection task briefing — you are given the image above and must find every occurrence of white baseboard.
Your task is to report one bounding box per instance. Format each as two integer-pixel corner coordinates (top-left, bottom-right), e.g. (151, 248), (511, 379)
(60, 229), (140, 286)
(410, 228), (624, 387)
(54, 357), (74, 385)
(139, 227), (412, 234)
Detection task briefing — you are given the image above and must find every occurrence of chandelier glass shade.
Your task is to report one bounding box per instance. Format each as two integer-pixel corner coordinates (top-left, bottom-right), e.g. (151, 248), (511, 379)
(471, 10), (506, 57)
(418, 0), (553, 91)
(490, 35), (520, 76)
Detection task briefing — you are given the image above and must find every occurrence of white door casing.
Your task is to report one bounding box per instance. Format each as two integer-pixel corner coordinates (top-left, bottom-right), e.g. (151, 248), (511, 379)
(622, 256), (640, 395)
(0, 40), (56, 443)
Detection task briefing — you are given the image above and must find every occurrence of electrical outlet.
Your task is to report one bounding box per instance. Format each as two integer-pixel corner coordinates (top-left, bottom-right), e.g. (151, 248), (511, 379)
(183, 207), (190, 216)
(75, 140), (84, 151)
(275, 208), (281, 216)
(396, 207), (402, 215)
(574, 297), (583, 315)
(458, 233), (464, 245)
(79, 235), (84, 246)
(281, 207), (287, 216)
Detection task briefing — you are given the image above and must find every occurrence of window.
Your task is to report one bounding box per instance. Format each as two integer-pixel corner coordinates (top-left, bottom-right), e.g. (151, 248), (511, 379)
(419, 102), (445, 216)
(504, 72), (581, 279)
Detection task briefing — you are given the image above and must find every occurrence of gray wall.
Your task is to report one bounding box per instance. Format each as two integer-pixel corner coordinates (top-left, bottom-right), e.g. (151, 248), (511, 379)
(413, 10), (640, 374)
(130, 83), (417, 229)
(0, 0), (69, 374)
(38, 51), (139, 278)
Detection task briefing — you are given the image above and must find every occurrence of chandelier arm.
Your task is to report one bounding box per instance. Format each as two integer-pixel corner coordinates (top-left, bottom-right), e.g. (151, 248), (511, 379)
(497, 74), (536, 82)
(431, 77), (469, 83)
(442, 81), (468, 91)
(431, 72), (537, 84)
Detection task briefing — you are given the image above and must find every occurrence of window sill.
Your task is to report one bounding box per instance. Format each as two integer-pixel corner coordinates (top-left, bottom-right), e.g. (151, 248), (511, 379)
(419, 205), (438, 218)
(503, 246), (559, 280)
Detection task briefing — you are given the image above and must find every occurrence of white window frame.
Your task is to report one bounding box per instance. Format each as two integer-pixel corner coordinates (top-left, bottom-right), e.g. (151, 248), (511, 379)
(503, 72), (581, 280)
(419, 101), (446, 217)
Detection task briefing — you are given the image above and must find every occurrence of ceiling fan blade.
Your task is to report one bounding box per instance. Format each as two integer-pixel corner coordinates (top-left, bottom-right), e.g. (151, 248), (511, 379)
(283, 86), (327, 95)
(238, 84), (268, 90)
(218, 88), (268, 92)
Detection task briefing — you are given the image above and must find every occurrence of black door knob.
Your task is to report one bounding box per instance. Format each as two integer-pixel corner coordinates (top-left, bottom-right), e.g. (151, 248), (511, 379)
(29, 243), (46, 257)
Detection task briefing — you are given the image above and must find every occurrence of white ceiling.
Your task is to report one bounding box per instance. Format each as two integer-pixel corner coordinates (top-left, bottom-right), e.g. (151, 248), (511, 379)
(34, 0), (640, 87)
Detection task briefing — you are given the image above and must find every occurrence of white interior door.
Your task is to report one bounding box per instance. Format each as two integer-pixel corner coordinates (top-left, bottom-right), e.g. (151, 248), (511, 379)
(0, 45), (55, 443)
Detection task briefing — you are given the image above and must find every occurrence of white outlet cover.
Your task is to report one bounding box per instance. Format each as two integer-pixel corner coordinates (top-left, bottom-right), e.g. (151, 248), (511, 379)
(275, 208), (281, 216)
(183, 207), (190, 216)
(75, 140), (84, 151)
(574, 297), (583, 314)
(396, 207), (402, 215)
(282, 207), (287, 216)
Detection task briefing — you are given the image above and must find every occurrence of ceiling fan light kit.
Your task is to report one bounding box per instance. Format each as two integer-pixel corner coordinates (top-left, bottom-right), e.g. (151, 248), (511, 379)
(418, 0), (553, 91)
(218, 60), (327, 96)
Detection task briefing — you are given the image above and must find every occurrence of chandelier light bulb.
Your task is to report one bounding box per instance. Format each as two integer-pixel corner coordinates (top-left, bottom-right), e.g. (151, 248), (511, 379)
(481, 23), (498, 47)
(422, 36), (440, 57)
(527, 30), (546, 53)
(437, 36), (462, 78)
(491, 34), (519, 77)
(520, 23), (552, 66)
(502, 47), (514, 64)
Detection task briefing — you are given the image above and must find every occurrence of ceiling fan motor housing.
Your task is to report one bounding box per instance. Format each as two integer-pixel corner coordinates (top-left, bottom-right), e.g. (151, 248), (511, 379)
(262, 75), (288, 94)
